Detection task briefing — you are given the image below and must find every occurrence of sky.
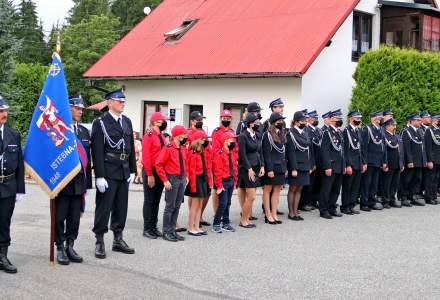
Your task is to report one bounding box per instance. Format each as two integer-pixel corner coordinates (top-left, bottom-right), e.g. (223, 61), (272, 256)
(13, 0), (74, 33)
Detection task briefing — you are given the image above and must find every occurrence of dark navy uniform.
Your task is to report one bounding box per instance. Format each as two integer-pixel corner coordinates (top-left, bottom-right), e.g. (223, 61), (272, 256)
(236, 102), (262, 135)
(319, 124), (344, 217)
(91, 89), (136, 258)
(0, 96), (25, 274)
(400, 123), (425, 204)
(382, 122), (404, 207)
(286, 126), (313, 185)
(423, 121), (440, 204)
(341, 124), (363, 213)
(360, 120), (387, 210)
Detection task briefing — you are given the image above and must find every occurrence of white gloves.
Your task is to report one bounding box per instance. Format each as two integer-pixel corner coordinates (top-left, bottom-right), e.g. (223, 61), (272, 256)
(127, 173), (135, 184)
(96, 178), (108, 193)
(15, 193), (25, 203)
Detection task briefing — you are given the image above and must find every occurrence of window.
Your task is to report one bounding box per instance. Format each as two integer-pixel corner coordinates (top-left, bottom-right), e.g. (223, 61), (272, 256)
(423, 15), (440, 52)
(385, 31), (403, 47)
(143, 101), (168, 134)
(352, 12), (372, 61)
(164, 20), (198, 42)
(222, 103), (248, 132)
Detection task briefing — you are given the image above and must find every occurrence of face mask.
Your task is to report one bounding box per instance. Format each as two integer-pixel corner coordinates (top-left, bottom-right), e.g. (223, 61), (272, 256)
(228, 142), (236, 150)
(275, 123), (283, 130)
(195, 121), (203, 129)
(158, 122), (167, 132)
(221, 120), (231, 128)
(312, 120), (319, 127)
(353, 120), (361, 126)
(253, 123), (260, 131)
(298, 123), (306, 129)
(335, 120), (343, 127)
(180, 137), (187, 145)
(256, 113), (262, 120)
(202, 140), (209, 148)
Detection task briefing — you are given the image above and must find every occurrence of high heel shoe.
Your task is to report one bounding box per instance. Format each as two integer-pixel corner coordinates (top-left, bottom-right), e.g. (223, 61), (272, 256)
(264, 216), (277, 225)
(274, 219), (282, 224)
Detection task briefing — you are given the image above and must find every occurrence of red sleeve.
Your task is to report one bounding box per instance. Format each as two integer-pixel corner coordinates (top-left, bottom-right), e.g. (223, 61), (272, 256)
(155, 147), (169, 183)
(206, 151), (213, 188)
(142, 133), (153, 176)
(188, 152), (197, 193)
(233, 155), (239, 187)
(213, 151), (224, 190)
(211, 130), (220, 152)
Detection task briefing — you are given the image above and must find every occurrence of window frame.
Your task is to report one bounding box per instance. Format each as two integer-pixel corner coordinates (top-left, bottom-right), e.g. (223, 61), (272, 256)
(352, 11), (373, 62)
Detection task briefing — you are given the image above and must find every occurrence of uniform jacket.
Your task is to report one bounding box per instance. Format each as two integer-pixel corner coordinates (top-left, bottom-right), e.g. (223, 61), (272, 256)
(187, 150), (213, 192)
(424, 125), (440, 165)
(238, 129), (264, 170)
(142, 128), (166, 176)
(155, 141), (188, 183)
(343, 125), (364, 171)
(213, 148), (238, 190)
(384, 130), (404, 170)
(321, 126), (344, 174)
(286, 127), (313, 172)
(361, 124), (387, 167)
(305, 125), (322, 168)
(262, 131), (287, 174)
(401, 125), (425, 167)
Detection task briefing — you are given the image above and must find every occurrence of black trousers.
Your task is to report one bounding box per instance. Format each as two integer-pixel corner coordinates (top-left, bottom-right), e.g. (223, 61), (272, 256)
(142, 168), (164, 231)
(382, 169), (400, 203)
(319, 172), (342, 214)
(361, 166), (380, 208)
(424, 165), (440, 201)
(0, 196), (15, 247)
(93, 179), (129, 239)
(163, 175), (185, 234)
(341, 170), (361, 211)
(400, 167), (423, 198)
(55, 194), (81, 245)
(301, 169), (321, 208)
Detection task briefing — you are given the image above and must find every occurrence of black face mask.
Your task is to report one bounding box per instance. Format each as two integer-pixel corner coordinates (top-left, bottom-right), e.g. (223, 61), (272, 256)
(195, 121), (203, 129)
(335, 120), (343, 127)
(298, 123), (306, 129)
(158, 122), (167, 132)
(202, 140), (209, 148)
(353, 120), (361, 126)
(253, 124), (260, 131)
(180, 137), (187, 145)
(228, 142), (236, 150)
(221, 120), (231, 128)
(275, 123), (283, 130)
(256, 113), (262, 120)
(312, 120), (319, 127)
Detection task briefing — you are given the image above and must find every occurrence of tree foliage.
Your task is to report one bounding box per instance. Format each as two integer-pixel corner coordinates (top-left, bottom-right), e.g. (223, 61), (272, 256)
(111, 0), (161, 34)
(351, 47), (440, 127)
(68, 0), (111, 25)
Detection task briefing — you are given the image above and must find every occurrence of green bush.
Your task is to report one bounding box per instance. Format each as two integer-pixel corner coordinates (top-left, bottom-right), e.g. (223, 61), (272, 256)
(351, 47), (440, 127)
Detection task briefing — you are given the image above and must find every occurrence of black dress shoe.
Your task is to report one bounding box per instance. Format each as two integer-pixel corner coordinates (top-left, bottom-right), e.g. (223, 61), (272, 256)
(249, 216), (258, 221)
(383, 203), (391, 209)
(66, 240), (83, 263)
(277, 210), (284, 215)
(341, 209), (353, 215)
(0, 246), (17, 274)
(390, 201), (402, 208)
(360, 206), (371, 212)
(288, 215), (304, 221)
(350, 208), (360, 214)
(412, 198), (426, 206)
(152, 228), (163, 237)
(172, 232), (185, 241)
(188, 231), (202, 236)
(95, 242), (106, 259)
(56, 245), (70, 265)
(264, 217), (277, 225)
(112, 236), (135, 254)
(402, 200), (412, 207)
(239, 223), (256, 228)
(163, 232), (178, 242)
(370, 203), (383, 210)
(330, 212), (343, 217)
(175, 227), (187, 233)
(143, 230), (158, 239)
(199, 221), (211, 227)
(274, 219), (283, 224)
(320, 213), (332, 219)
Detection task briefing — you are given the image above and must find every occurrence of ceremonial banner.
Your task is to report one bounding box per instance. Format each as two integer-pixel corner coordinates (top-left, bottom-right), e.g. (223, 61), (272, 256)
(24, 53), (81, 199)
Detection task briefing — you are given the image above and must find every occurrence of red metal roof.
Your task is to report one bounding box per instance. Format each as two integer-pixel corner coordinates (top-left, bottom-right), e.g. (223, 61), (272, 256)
(84, 0), (359, 79)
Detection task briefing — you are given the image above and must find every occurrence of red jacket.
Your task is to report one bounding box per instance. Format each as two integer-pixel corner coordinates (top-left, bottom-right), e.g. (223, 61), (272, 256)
(213, 147), (238, 190)
(142, 129), (166, 176)
(187, 150), (213, 192)
(188, 126), (214, 166)
(155, 141), (188, 183)
(211, 126), (239, 160)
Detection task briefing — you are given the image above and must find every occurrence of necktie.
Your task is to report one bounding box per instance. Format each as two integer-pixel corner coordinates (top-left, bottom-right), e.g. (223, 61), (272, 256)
(158, 134), (164, 147)
(0, 130), (3, 152)
(201, 152), (208, 180)
(74, 124), (78, 135)
(178, 147), (185, 177)
(228, 152), (234, 178)
(117, 117), (122, 129)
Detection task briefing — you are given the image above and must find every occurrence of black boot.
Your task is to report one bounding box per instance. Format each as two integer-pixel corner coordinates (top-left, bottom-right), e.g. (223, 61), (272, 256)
(95, 236), (106, 259)
(112, 233), (135, 254)
(66, 240), (83, 263)
(0, 246), (17, 274)
(56, 244), (70, 265)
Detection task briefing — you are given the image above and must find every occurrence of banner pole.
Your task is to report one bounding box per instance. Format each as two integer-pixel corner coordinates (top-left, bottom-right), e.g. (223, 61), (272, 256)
(49, 198), (55, 267)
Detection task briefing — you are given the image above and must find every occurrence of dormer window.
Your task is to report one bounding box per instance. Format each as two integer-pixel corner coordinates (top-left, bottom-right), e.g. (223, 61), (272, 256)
(164, 20), (198, 42)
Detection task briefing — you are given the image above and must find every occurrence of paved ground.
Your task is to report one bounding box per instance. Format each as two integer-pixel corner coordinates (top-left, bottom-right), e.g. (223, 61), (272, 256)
(2, 184), (440, 299)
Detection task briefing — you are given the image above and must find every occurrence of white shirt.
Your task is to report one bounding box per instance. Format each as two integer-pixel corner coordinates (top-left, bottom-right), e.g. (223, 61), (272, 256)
(350, 123), (358, 131)
(0, 124), (4, 140)
(247, 127), (256, 139)
(109, 111), (122, 126)
(294, 126), (303, 134)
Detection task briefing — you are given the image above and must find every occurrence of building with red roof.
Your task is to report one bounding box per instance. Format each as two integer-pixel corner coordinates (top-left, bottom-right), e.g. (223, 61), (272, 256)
(84, 0), (440, 134)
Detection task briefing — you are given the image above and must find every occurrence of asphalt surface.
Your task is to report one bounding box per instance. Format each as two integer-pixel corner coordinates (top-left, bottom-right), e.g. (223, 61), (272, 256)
(2, 184), (440, 299)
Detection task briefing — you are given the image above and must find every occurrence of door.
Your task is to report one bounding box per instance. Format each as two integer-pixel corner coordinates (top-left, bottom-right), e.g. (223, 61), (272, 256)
(143, 101), (168, 134)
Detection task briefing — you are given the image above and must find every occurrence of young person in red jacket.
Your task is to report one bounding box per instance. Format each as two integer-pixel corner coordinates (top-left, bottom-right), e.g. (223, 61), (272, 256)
(212, 132), (238, 233)
(185, 130), (213, 236)
(155, 125), (189, 242)
(141, 112), (169, 240)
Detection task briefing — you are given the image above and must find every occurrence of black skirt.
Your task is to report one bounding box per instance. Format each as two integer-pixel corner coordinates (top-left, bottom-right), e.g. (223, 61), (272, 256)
(263, 172), (285, 186)
(185, 174), (210, 198)
(287, 170), (310, 186)
(238, 165), (262, 188)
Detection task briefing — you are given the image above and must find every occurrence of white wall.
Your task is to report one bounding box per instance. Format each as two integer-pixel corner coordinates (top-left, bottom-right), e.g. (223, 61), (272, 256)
(122, 77), (301, 135)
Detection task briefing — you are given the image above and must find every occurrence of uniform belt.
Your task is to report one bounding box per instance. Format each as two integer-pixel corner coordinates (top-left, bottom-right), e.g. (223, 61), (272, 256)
(106, 152), (129, 161)
(0, 174), (15, 183)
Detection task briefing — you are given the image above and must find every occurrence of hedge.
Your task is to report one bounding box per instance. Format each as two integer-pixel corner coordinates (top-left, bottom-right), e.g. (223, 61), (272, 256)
(351, 47), (440, 127)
